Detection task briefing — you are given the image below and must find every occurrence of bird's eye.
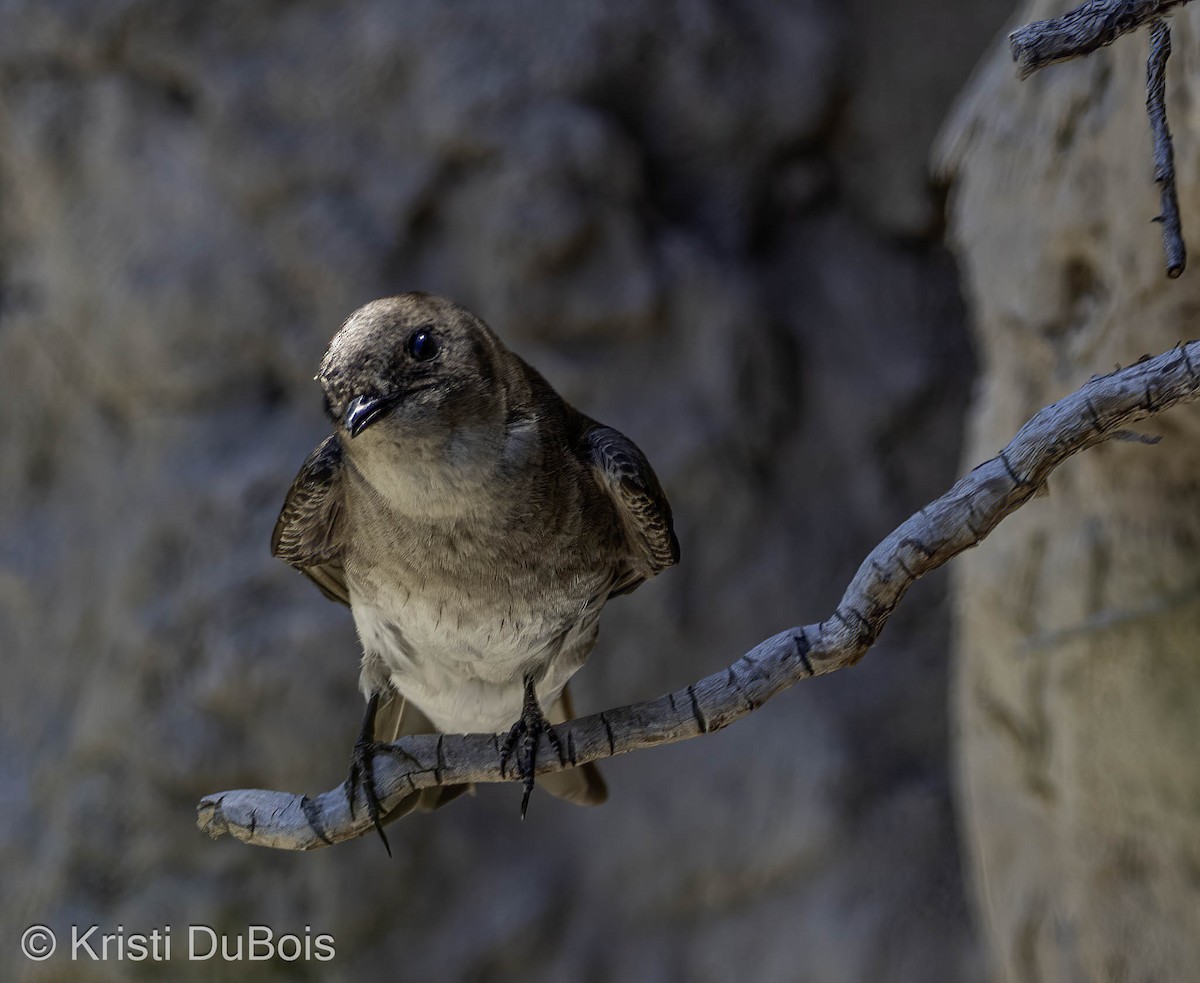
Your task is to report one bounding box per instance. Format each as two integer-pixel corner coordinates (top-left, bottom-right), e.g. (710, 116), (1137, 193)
(406, 328), (440, 362)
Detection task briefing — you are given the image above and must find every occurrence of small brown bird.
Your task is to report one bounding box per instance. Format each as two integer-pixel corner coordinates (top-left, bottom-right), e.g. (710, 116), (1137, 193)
(272, 293), (678, 849)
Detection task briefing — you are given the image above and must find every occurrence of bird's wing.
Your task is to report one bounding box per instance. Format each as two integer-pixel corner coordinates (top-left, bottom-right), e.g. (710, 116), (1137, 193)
(271, 434), (350, 606)
(578, 424), (680, 595)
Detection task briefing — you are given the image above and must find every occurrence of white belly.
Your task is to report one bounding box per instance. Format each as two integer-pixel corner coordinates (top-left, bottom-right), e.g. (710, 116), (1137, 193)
(351, 586), (600, 734)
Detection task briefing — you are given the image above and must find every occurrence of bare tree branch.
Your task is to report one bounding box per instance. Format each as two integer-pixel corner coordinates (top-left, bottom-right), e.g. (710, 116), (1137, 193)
(1147, 19), (1186, 277)
(1010, 0), (1189, 79)
(1010, 0), (1191, 277)
(197, 341), (1200, 851)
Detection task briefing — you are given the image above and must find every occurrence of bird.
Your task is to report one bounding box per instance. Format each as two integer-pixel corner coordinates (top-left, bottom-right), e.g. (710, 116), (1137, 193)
(271, 292), (679, 851)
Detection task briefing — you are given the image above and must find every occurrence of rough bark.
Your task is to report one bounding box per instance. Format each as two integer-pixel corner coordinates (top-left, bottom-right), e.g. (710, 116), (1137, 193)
(1009, 0), (1191, 78)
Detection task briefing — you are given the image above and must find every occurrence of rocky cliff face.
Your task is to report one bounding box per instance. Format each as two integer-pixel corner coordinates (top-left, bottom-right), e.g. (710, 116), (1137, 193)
(941, 4), (1200, 980)
(0, 2), (1006, 979)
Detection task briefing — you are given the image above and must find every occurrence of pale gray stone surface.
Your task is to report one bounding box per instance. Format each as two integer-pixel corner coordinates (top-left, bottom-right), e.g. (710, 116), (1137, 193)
(941, 4), (1200, 980)
(0, 1), (1006, 978)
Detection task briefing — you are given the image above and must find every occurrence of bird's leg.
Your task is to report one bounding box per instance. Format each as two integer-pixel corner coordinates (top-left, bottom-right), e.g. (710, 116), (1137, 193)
(499, 676), (565, 818)
(345, 692), (392, 857)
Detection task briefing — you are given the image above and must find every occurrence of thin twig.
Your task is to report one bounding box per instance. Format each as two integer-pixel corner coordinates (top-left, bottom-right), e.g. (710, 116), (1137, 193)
(1147, 19), (1186, 277)
(1010, 0), (1190, 79)
(197, 341), (1200, 851)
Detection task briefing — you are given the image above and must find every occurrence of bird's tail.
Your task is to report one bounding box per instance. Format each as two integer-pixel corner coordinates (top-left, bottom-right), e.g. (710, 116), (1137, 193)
(372, 694), (472, 820)
(374, 683), (607, 819)
(538, 684), (607, 806)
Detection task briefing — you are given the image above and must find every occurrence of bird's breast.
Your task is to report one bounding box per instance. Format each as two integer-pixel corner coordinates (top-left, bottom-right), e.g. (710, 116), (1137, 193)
(345, 536), (612, 733)
(340, 447), (626, 731)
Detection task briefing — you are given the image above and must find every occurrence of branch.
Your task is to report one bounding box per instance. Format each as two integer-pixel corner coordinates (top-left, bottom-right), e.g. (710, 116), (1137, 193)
(197, 343), (1200, 851)
(1009, 0), (1189, 79)
(1010, 0), (1191, 277)
(1147, 19), (1186, 277)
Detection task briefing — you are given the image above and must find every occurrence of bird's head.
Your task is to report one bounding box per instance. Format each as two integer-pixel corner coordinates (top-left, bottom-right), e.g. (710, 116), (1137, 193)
(319, 293), (509, 450)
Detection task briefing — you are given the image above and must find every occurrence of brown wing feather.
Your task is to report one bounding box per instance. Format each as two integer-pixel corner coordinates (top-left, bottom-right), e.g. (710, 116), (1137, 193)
(271, 434), (350, 606)
(579, 424), (679, 595)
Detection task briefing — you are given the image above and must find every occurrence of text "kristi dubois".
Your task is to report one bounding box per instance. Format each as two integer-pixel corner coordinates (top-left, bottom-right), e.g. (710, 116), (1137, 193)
(70, 924), (335, 961)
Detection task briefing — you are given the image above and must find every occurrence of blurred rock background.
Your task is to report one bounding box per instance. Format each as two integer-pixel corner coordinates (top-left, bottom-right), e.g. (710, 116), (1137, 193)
(942, 3), (1200, 980)
(0, 1), (1014, 980)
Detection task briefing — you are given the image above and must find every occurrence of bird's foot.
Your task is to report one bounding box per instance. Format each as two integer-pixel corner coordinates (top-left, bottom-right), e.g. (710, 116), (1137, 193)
(345, 735), (395, 857)
(499, 678), (564, 819)
(345, 693), (394, 856)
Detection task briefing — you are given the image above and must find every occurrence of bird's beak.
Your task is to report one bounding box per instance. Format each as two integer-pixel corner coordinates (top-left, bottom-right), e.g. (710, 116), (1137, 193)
(344, 394), (398, 437)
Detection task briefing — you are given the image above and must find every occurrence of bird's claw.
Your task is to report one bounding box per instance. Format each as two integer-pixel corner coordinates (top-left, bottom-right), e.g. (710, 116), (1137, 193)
(345, 735), (393, 857)
(499, 679), (564, 818)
